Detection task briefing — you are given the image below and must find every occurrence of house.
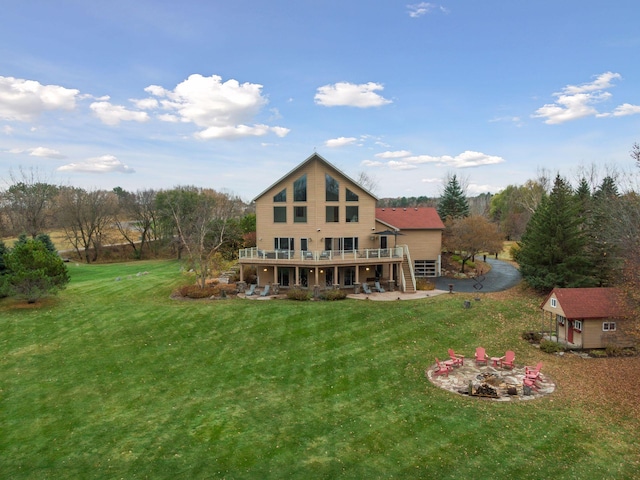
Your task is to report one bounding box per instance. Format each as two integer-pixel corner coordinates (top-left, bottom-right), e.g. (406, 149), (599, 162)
(238, 153), (444, 293)
(540, 287), (633, 349)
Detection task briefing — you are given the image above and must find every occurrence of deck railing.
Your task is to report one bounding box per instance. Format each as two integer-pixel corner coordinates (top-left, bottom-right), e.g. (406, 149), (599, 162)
(239, 246), (403, 261)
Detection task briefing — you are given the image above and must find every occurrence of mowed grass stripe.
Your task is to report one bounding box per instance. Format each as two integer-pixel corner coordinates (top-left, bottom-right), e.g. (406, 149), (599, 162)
(1, 260), (638, 478)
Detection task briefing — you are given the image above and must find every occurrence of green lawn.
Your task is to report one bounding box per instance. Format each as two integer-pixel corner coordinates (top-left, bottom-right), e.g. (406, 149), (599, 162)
(1, 260), (638, 479)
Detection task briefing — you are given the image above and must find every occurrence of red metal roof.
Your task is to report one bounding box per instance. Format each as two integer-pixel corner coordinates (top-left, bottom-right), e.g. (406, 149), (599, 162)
(375, 207), (445, 230)
(543, 287), (626, 319)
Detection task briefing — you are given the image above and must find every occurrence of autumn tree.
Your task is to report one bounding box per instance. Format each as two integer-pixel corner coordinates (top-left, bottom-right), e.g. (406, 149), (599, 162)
(443, 215), (504, 273)
(57, 187), (118, 263)
(2, 167), (59, 237)
(113, 188), (159, 259)
(156, 187), (243, 288)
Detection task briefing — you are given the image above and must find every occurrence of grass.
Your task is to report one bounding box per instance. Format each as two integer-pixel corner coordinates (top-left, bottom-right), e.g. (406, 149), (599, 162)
(1, 260), (639, 478)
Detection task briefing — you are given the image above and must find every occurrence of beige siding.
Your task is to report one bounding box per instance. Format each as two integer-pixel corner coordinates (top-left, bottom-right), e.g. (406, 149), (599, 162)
(255, 158), (378, 251)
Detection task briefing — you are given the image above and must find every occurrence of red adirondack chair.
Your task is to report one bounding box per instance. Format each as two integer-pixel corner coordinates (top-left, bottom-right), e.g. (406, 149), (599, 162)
(433, 358), (453, 377)
(447, 348), (465, 366)
(525, 362), (543, 380)
(500, 350), (516, 369)
(475, 347), (489, 366)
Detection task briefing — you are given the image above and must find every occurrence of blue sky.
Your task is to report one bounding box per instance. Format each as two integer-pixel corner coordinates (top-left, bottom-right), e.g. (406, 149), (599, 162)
(1, 1), (639, 201)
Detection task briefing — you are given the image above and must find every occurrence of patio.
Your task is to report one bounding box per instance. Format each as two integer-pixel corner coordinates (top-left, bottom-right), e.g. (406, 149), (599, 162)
(426, 361), (555, 402)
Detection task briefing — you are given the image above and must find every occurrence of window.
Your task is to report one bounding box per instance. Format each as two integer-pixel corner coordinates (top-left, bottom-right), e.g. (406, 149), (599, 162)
(325, 174), (339, 201)
(574, 320), (583, 332)
(300, 238), (308, 251)
(343, 237), (358, 251)
(294, 175), (307, 201)
(603, 322), (617, 331)
(550, 298), (557, 308)
(346, 188), (359, 201)
(326, 206), (339, 222)
(294, 206), (307, 223)
(557, 315), (566, 326)
(273, 206), (286, 223)
(274, 237), (294, 250)
(273, 188), (286, 202)
(346, 206), (359, 222)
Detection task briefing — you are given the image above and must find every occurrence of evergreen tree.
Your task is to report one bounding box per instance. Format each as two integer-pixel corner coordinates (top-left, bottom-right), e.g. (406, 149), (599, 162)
(587, 176), (622, 286)
(515, 175), (596, 292)
(3, 238), (70, 303)
(437, 174), (470, 220)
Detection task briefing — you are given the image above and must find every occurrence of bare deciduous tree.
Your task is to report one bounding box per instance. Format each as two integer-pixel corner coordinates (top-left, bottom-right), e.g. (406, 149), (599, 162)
(57, 187), (117, 263)
(2, 167), (59, 237)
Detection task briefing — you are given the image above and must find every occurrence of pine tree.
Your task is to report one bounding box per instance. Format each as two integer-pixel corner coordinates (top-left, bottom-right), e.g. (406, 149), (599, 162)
(3, 238), (70, 303)
(437, 174), (470, 220)
(515, 175), (596, 292)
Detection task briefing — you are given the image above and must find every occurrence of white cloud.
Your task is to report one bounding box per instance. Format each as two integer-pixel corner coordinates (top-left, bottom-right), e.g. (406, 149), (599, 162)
(132, 98), (159, 110)
(407, 3), (449, 17)
(375, 150), (412, 159)
(361, 159), (384, 167)
(421, 177), (441, 184)
(0, 76), (79, 121)
(2, 125), (14, 135)
(29, 147), (66, 159)
(389, 160), (418, 170)
(314, 82), (392, 108)
(57, 154), (135, 174)
(325, 136), (357, 148)
(194, 124), (289, 140)
(89, 101), (149, 126)
(611, 103), (640, 117)
(145, 74), (288, 140)
(385, 150), (504, 169)
(532, 72), (639, 124)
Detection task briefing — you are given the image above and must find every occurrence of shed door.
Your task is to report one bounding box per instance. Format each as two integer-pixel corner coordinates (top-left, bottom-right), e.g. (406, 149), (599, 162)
(567, 321), (574, 343)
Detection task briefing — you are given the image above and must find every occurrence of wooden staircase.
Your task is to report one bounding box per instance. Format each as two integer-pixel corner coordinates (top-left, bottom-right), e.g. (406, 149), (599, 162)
(401, 256), (416, 293)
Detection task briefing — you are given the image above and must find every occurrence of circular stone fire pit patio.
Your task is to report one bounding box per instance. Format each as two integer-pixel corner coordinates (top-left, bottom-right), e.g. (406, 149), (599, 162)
(426, 362), (555, 401)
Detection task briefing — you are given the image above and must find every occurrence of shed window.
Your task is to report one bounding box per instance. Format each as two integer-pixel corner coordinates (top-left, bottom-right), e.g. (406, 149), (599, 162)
(550, 298), (557, 308)
(602, 322), (617, 331)
(574, 320), (583, 332)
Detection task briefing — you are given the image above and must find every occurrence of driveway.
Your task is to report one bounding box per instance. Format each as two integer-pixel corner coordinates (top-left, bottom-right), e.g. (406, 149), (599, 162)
(433, 258), (521, 293)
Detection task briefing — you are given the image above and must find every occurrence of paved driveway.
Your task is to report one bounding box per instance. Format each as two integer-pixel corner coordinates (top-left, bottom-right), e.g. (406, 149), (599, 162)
(433, 258), (521, 293)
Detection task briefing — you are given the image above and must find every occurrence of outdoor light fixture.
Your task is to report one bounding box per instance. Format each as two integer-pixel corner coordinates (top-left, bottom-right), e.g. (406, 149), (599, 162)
(263, 268), (268, 272)
(320, 269), (324, 273)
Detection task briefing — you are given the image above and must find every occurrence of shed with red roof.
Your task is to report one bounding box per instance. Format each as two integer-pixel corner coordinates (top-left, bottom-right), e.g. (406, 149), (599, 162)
(541, 287), (633, 349)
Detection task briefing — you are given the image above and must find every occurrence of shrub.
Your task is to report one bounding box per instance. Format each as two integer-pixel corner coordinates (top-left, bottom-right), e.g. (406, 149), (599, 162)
(605, 344), (623, 357)
(589, 349), (608, 358)
(179, 285), (217, 299)
(539, 340), (565, 354)
(416, 278), (435, 291)
(320, 289), (347, 301)
(521, 331), (542, 343)
(287, 288), (311, 301)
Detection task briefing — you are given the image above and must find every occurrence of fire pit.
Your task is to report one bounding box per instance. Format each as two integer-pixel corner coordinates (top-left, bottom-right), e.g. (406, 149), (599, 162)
(427, 362), (553, 402)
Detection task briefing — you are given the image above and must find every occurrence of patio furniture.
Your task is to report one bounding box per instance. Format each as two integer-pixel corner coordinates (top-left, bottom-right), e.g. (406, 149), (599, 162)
(525, 362), (543, 380)
(501, 350), (516, 369)
(475, 347), (489, 366)
(245, 284), (257, 296)
(374, 281), (385, 293)
(447, 348), (464, 366)
(260, 284), (271, 297)
(362, 283), (373, 294)
(523, 377), (539, 392)
(433, 358), (453, 377)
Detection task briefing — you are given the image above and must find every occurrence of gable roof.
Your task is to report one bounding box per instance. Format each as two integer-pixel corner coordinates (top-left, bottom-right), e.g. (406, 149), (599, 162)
(252, 153), (378, 203)
(375, 207), (445, 230)
(542, 287), (626, 319)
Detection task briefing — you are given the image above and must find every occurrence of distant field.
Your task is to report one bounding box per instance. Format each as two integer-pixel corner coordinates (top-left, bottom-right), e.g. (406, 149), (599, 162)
(1, 259), (638, 478)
